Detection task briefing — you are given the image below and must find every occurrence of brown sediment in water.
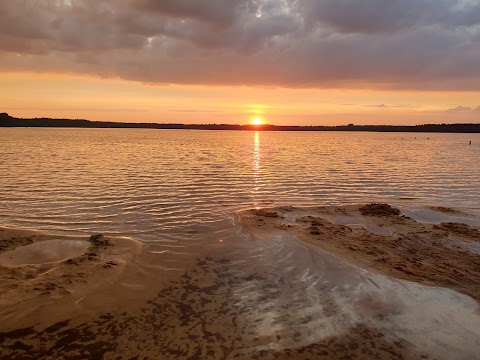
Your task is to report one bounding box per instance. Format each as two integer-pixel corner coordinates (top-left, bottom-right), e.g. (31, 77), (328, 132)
(428, 206), (469, 216)
(240, 203), (480, 302)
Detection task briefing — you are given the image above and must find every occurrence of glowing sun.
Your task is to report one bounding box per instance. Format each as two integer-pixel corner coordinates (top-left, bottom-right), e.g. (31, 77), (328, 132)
(252, 117), (263, 125)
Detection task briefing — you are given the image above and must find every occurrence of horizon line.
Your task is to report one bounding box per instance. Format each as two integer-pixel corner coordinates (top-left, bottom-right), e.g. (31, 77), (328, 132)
(2, 112), (480, 129)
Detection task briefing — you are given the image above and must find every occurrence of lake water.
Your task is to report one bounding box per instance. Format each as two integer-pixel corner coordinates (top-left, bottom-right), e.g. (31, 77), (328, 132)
(1, 128), (479, 241)
(1, 128), (480, 358)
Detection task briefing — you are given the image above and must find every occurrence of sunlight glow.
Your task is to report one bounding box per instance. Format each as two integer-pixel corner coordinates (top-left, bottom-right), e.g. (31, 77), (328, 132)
(252, 117), (263, 125)
(4, 72), (480, 125)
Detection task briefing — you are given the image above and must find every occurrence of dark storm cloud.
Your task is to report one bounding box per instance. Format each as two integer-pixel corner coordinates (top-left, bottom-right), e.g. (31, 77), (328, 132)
(0, 0), (480, 89)
(134, 0), (250, 27)
(300, 0), (480, 33)
(300, 0), (425, 33)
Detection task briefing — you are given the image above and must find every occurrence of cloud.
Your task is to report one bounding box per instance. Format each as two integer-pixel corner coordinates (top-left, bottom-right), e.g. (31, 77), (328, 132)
(134, 0), (250, 27)
(300, 0), (480, 34)
(0, 0), (480, 89)
(364, 104), (420, 108)
(446, 105), (480, 112)
(168, 109), (223, 113)
(300, 0), (424, 34)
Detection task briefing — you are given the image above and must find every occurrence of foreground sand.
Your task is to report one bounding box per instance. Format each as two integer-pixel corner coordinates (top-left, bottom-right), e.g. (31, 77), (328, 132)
(240, 203), (480, 302)
(1, 204), (480, 359)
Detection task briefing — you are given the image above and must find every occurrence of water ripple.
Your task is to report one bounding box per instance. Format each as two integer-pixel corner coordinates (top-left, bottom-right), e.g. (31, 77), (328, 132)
(1, 128), (479, 243)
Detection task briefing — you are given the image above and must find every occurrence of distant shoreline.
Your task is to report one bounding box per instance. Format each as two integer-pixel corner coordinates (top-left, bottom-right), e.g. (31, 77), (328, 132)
(1, 113), (480, 133)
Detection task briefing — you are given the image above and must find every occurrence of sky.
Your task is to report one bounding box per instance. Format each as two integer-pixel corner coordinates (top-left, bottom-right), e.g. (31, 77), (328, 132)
(1, 0), (480, 125)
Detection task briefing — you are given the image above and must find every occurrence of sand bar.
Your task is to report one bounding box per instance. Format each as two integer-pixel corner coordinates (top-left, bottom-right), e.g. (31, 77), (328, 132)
(240, 203), (480, 302)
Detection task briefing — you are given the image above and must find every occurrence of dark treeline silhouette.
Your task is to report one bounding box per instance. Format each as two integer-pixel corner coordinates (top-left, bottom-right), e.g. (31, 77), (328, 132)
(1, 112), (479, 133)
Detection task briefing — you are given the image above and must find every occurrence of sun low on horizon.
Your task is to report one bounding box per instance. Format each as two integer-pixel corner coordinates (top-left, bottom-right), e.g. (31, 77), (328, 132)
(251, 117), (264, 125)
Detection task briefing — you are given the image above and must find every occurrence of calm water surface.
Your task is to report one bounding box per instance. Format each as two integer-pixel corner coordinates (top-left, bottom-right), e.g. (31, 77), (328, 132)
(1, 128), (479, 241)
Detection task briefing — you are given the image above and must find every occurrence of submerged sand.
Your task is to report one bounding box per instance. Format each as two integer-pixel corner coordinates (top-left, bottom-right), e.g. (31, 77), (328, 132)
(0, 239), (90, 266)
(1, 204), (480, 359)
(0, 228), (142, 329)
(240, 203), (480, 302)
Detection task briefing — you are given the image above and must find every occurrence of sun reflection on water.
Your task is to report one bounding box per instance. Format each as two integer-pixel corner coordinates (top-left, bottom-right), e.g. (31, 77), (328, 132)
(253, 131), (261, 204)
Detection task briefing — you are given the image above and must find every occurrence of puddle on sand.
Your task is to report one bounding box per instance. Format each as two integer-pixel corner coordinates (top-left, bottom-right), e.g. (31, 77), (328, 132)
(400, 205), (480, 227)
(0, 240), (90, 266)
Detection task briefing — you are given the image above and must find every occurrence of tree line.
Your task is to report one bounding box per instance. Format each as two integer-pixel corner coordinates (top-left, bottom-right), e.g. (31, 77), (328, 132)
(1, 112), (479, 133)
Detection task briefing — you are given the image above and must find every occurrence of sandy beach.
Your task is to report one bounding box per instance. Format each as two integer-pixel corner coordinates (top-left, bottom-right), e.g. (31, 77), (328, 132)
(1, 203), (480, 359)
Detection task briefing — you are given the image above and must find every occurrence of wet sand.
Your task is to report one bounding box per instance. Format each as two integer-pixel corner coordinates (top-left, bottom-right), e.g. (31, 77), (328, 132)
(1, 255), (423, 360)
(0, 228), (143, 330)
(1, 204), (480, 359)
(240, 203), (480, 302)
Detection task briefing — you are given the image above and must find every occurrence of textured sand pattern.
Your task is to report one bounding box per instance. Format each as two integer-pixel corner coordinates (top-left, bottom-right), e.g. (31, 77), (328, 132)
(0, 257), (422, 360)
(241, 204), (480, 302)
(0, 229), (141, 326)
